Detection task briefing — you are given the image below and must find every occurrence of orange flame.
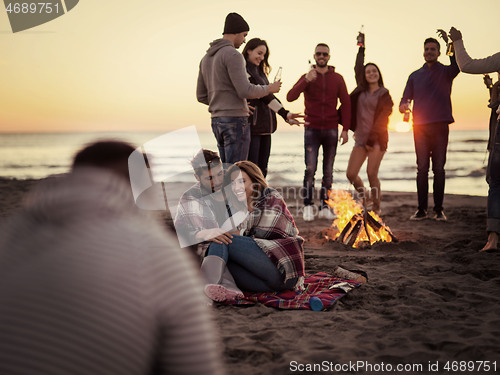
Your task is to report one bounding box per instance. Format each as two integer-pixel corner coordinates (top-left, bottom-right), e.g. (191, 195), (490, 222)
(326, 190), (393, 248)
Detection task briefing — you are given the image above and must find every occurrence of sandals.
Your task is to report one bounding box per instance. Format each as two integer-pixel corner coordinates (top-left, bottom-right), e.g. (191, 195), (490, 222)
(204, 284), (244, 302)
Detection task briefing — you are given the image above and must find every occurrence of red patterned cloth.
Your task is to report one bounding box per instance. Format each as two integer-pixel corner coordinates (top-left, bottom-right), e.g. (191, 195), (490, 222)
(224, 272), (362, 310)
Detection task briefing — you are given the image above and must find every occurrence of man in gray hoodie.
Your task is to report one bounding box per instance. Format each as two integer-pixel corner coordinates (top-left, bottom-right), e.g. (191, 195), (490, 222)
(197, 12), (281, 164)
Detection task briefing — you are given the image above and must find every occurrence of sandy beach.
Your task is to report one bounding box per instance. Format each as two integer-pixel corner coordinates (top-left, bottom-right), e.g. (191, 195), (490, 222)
(1, 178), (499, 375)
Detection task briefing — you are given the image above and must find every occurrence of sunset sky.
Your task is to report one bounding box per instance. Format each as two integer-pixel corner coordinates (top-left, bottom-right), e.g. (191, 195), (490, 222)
(0, 0), (498, 133)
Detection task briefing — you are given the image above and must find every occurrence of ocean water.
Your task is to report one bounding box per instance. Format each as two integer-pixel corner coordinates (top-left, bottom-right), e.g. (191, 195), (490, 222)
(0, 129), (490, 197)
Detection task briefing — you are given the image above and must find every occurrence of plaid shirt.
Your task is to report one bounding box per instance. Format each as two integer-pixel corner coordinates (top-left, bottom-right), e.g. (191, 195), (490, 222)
(238, 188), (305, 285)
(174, 183), (221, 254)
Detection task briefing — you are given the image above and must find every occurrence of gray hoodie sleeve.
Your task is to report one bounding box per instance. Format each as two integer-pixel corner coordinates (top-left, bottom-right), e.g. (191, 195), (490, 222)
(226, 51), (269, 99)
(196, 61), (209, 105)
(454, 39), (500, 74)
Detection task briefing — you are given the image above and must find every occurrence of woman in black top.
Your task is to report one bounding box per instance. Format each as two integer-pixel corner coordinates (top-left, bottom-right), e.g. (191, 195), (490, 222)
(242, 38), (303, 177)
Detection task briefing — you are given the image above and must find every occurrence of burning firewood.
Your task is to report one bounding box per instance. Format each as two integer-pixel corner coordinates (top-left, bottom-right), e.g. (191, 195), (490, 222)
(326, 190), (398, 248)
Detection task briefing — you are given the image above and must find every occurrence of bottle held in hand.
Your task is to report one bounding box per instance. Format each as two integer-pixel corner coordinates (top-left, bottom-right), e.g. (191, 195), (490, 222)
(446, 42), (454, 56)
(274, 66), (282, 82)
(484, 74), (493, 89)
(357, 25), (365, 47)
(403, 99), (411, 123)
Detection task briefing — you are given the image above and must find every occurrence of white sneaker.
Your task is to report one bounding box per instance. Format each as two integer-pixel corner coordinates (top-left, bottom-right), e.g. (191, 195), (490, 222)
(319, 208), (337, 220)
(303, 205), (315, 222)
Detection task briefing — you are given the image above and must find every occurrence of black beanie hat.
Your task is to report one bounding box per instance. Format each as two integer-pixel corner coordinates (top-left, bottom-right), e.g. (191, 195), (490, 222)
(223, 13), (249, 34)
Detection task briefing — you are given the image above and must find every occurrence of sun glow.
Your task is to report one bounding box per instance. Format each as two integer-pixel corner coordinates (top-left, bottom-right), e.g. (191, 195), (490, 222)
(389, 121), (413, 133)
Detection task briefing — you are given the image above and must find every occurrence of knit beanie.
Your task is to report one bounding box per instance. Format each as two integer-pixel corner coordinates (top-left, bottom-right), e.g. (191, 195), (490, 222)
(223, 13), (249, 34)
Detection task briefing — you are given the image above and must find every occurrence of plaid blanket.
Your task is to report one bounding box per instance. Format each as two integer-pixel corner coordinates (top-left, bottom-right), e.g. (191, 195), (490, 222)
(238, 188), (305, 285)
(224, 272), (362, 310)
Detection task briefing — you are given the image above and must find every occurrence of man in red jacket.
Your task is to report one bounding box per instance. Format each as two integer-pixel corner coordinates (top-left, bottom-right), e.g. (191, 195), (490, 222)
(287, 43), (351, 222)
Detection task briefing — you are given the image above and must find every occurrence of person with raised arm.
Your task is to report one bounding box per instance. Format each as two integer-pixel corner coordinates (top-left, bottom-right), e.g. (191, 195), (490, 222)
(448, 27), (500, 252)
(399, 34), (460, 222)
(345, 32), (393, 214)
(287, 43), (351, 222)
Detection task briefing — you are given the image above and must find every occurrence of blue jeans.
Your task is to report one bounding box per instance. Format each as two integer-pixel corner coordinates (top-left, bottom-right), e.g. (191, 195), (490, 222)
(303, 127), (338, 207)
(487, 120), (500, 233)
(248, 134), (272, 177)
(413, 123), (449, 212)
(206, 235), (296, 292)
(211, 117), (250, 164)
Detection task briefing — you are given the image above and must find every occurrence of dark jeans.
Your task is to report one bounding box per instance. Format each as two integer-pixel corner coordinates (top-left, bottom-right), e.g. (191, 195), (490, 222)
(248, 134), (272, 177)
(206, 235), (296, 292)
(303, 127), (338, 207)
(487, 120), (500, 234)
(211, 117), (250, 164)
(413, 123), (449, 212)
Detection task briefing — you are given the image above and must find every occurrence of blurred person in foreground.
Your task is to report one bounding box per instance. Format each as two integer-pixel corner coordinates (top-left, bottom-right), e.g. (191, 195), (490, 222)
(0, 141), (225, 375)
(449, 26), (500, 252)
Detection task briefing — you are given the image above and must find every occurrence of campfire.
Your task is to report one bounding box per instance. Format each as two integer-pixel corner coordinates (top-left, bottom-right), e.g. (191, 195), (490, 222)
(325, 190), (397, 248)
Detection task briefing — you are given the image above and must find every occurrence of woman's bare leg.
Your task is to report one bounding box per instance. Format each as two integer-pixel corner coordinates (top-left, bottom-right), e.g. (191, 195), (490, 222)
(366, 147), (386, 213)
(346, 146), (368, 202)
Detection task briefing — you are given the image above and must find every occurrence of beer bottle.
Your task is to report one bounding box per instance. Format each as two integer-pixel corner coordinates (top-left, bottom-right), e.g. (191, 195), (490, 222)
(357, 25), (365, 47)
(274, 66), (282, 82)
(446, 42), (454, 56)
(403, 99), (411, 122)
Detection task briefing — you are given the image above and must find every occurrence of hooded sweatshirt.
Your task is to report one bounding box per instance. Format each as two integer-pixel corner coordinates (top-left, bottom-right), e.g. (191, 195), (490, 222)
(197, 38), (269, 118)
(0, 168), (225, 375)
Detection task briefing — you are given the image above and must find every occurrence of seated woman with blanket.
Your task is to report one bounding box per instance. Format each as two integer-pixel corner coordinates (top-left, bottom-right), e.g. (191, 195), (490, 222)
(201, 161), (306, 302)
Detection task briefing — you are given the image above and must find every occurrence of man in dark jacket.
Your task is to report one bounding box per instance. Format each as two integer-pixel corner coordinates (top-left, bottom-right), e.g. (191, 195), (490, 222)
(287, 43), (351, 222)
(400, 36), (460, 222)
